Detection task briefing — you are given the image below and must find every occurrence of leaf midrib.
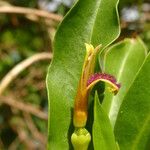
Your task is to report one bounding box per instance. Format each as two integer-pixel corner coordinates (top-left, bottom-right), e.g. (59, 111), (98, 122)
(90, 0), (101, 44)
(107, 41), (134, 125)
(109, 40), (147, 127)
(131, 115), (150, 149)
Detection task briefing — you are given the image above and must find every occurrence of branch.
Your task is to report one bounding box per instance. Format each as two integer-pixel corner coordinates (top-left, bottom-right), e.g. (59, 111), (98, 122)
(0, 96), (48, 120)
(8, 137), (19, 150)
(23, 112), (46, 145)
(0, 139), (4, 149)
(13, 125), (36, 149)
(0, 52), (52, 95)
(0, 6), (63, 22)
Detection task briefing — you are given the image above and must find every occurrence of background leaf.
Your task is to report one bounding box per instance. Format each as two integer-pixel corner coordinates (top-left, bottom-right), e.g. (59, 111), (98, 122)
(114, 53), (150, 150)
(93, 93), (118, 150)
(102, 38), (147, 127)
(46, 0), (120, 149)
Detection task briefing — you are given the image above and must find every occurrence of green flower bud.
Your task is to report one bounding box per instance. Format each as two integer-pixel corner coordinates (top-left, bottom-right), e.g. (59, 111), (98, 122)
(71, 128), (91, 150)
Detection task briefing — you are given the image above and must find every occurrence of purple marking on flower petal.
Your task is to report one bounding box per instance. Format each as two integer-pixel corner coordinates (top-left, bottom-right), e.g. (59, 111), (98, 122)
(87, 73), (121, 89)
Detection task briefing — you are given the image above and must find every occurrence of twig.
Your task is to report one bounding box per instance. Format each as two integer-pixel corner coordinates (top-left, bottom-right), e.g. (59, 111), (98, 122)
(0, 96), (48, 120)
(8, 137), (19, 150)
(11, 117), (44, 149)
(0, 52), (52, 95)
(23, 112), (47, 145)
(0, 138), (4, 149)
(14, 126), (36, 149)
(0, 6), (63, 22)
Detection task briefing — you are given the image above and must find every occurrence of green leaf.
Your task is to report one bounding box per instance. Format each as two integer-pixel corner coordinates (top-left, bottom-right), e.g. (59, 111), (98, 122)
(93, 92), (118, 150)
(46, 0), (120, 149)
(102, 38), (147, 127)
(114, 53), (150, 150)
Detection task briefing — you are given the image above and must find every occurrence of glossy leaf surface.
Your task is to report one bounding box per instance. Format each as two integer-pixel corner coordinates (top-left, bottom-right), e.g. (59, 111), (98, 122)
(102, 38), (147, 127)
(93, 93), (118, 150)
(46, 0), (120, 149)
(115, 53), (150, 150)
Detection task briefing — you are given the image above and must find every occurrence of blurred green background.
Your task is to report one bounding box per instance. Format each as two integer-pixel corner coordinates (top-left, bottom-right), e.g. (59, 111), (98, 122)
(0, 0), (149, 149)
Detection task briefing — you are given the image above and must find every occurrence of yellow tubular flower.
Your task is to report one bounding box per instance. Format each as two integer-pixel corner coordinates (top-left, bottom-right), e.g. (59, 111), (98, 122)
(71, 44), (121, 150)
(73, 44), (120, 128)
